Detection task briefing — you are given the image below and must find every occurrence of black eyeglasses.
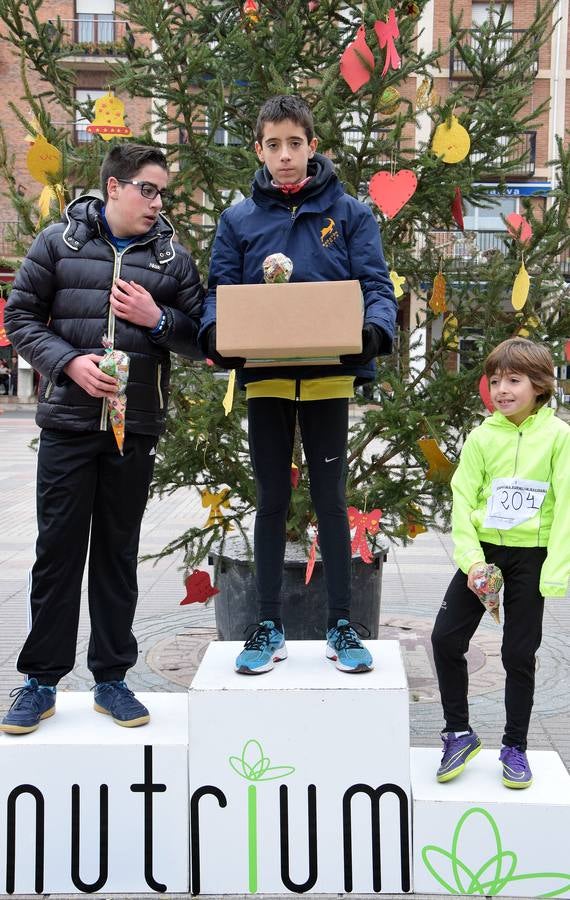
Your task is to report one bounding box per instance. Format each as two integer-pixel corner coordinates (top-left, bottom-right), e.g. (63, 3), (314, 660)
(116, 179), (174, 204)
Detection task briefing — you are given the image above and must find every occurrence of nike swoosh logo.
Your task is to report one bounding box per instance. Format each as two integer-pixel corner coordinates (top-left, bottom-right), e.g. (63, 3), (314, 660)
(325, 456), (339, 463)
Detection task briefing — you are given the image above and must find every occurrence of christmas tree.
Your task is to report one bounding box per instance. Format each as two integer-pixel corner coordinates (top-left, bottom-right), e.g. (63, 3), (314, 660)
(1, 0), (568, 572)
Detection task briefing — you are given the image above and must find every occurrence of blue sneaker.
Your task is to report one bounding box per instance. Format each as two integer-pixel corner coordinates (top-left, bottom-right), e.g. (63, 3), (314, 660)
(500, 745), (533, 789)
(326, 619), (373, 672)
(235, 621), (287, 674)
(93, 680), (150, 727)
(437, 730), (482, 782)
(0, 679), (56, 735)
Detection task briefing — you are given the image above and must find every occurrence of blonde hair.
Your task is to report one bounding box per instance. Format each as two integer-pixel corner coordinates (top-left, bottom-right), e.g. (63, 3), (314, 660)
(484, 338), (555, 405)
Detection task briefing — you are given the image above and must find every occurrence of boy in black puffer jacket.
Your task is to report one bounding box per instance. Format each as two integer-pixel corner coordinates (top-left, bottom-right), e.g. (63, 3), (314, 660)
(2, 144), (203, 734)
(199, 95), (396, 676)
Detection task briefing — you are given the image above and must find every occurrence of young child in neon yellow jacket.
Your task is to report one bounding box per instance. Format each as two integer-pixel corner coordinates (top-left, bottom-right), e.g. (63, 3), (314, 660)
(432, 337), (570, 790)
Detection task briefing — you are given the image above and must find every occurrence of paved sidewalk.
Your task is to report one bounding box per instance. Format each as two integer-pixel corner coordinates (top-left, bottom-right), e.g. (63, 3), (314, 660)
(2, 404), (570, 899)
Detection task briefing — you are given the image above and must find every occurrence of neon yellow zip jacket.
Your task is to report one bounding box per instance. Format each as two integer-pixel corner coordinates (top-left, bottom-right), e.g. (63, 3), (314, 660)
(451, 405), (570, 597)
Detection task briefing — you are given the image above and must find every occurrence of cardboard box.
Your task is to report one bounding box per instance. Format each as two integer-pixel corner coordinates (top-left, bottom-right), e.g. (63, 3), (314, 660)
(216, 280), (363, 366)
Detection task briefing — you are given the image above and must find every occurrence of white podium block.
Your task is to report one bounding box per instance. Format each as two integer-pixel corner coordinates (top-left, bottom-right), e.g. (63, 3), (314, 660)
(188, 640), (411, 895)
(0, 692), (189, 895)
(412, 748), (570, 897)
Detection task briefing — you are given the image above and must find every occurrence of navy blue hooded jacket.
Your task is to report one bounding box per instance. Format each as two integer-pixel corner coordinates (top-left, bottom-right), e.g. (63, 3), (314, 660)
(200, 154), (397, 386)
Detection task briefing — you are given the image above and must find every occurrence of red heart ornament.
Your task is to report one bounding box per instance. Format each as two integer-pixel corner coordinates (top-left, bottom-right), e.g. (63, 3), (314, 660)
(479, 373), (494, 413)
(369, 169), (417, 219)
(506, 213), (532, 244)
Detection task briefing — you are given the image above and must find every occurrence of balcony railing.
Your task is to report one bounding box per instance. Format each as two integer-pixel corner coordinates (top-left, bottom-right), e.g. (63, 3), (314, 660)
(59, 18), (131, 56)
(415, 229), (570, 278)
(471, 131), (536, 179)
(449, 29), (539, 78)
(0, 222), (23, 258)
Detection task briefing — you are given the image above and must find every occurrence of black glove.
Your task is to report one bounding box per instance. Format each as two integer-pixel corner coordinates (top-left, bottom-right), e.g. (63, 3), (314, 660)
(340, 324), (383, 366)
(205, 326), (246, 369)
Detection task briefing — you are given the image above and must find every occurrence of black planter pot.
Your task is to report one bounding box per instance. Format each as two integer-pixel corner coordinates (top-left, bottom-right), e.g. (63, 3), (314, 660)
(209, 534), (389, 641)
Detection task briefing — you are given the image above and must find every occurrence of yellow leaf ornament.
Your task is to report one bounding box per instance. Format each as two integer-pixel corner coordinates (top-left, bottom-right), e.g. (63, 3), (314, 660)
(222, 369), (236, 416)
(390, 270), (406, 298)
(511, 260), (530, 311)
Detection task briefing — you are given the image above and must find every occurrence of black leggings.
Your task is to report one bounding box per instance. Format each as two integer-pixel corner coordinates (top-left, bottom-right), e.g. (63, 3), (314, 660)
(431, 543), (546, 750)
(247, 396), (351, 626)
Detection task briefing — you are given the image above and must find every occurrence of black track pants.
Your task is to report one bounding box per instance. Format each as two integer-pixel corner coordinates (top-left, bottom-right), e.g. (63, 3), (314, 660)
(17, 428), (157, 685)
(431, 542), (546, 750)
(247, 396), (351, 625)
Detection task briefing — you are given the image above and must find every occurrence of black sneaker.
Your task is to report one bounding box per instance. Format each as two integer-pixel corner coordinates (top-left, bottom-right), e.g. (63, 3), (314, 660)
(93, 680), (150, 727)
(0, 679), (56, 735)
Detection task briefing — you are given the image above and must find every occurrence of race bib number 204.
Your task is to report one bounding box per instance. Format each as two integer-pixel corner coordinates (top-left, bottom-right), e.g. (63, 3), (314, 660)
(483, 478), (549, 531)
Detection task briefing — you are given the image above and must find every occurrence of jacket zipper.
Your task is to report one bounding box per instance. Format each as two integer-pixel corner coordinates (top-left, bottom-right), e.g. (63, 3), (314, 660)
(295, 378), (301, 402)
(291, 205), (297, 221)
(513, 431), (523, 473)
(45, 381), (54, 400)
(157, 363), (164, 409)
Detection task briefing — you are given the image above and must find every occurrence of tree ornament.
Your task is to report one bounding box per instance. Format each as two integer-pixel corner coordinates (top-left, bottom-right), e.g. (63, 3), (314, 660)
(305, 529), (319, 584)
(308, 0), (319, 10)
(479, 374), (494, 413)
(340, 26), (375, 92)
(290, 462), (300, 489)
(516, 314), (539, 338)
(506, 213), (532, 245)
(26, 135), (66, 217)
(511, 258), (530, 310)
(432, 115), (471, 164)
(86, 91), (132, 141)
(201, 488), (233, 529)
(347, 506), (383, 563)
(443, 313), (459, 350)
(222, 369), (236, 416)
(404, 504), (427, 538)
(378, 86), (401, 115)
(451, 186), (465, 231)
(416, 438), (456, 482)
(242, 0), (260, 22)
(429, 271), (447, 314)
(405, 1), (420, 15)
(416, 77), (437, 111)
(180, 570), (219, 605)
(369, 169), (417, 219)
(565, 339), (570, 363)
(390, 269), (406, 298)
(374, 9), (401, 76)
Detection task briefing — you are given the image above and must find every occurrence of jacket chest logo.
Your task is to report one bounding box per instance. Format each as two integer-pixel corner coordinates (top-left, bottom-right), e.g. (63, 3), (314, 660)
(320, 217), (340, 247)
(148, 262), (160, 269)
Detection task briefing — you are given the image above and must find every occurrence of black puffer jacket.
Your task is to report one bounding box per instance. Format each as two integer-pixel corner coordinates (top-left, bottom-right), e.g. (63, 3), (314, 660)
(5, 195), (204, 436)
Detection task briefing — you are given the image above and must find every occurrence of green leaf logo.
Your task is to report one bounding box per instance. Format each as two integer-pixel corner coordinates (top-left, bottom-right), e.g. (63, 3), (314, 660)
(422, 806), (570, 896)
(229, 738), (295, 782)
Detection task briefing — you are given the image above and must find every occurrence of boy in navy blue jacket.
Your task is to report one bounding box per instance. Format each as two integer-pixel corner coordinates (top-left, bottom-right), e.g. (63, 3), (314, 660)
(200, 95), (396, 675)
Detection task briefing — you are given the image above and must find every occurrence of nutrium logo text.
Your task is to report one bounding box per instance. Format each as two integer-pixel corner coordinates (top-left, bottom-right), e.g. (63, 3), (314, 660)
(190, 737), (411, 894)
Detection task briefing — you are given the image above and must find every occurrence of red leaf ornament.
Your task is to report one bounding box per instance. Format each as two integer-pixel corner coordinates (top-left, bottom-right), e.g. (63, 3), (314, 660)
(340, 26), (375, 92)
(369, 169), (417, 219)
(180, 570), (220, 605)
(506, 213), (532, 245)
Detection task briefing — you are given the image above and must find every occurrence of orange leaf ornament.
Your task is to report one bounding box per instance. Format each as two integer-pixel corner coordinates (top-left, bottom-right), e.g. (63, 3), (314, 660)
(340, 26), (375, 92)
(417, 438), (456, 483)
(305, 530), (319, 584)
(429, 272), (447, 314)
(347, 507), (382, 563)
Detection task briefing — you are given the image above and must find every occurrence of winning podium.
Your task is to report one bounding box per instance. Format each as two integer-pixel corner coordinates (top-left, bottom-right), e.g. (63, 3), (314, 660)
(188, 640), (411, 895)
(0, 692), (189, 895)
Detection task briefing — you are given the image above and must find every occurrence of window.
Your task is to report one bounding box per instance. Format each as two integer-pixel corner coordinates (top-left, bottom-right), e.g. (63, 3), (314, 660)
(472, 2), (512, 26)
(75, 0), (115, 43)
(75, 89), (106, 143)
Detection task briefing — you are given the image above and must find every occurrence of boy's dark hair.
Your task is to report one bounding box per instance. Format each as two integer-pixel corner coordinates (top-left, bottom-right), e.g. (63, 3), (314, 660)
(484, 337), (555, 405)
(100, 143), (168, 200)
(255, 95), (315, 144)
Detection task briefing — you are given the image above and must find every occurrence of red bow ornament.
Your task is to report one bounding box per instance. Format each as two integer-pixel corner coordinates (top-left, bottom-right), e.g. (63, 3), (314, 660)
(347, 507), (383, 563)
(374, 9), (401, 76)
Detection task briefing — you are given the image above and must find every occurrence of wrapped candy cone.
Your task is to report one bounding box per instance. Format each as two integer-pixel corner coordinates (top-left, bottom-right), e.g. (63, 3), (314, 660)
(262, 253), (293, 284)
(472, 563), (503, 624)
(99, 337), (130, 454)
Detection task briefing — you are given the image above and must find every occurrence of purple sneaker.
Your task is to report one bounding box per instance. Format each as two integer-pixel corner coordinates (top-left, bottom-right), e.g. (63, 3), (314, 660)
(436, 730), (482, 782)
(500, 745), (533, 789)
